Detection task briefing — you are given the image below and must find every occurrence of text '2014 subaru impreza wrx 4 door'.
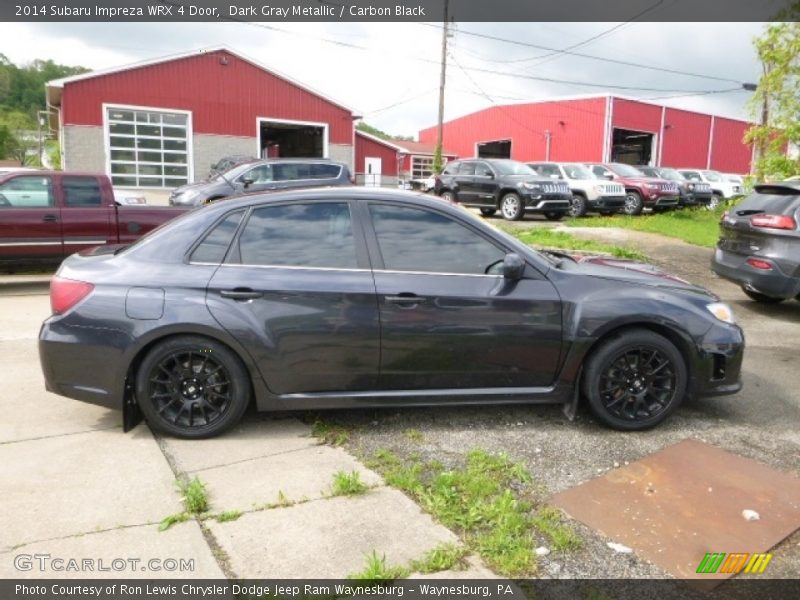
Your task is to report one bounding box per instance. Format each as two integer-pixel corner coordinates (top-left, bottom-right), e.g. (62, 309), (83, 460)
(39, 188), (744, 438)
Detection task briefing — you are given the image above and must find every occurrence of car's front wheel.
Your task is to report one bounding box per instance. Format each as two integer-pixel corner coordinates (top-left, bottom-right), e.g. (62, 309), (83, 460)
(742, 287), (785, 304)
(707, 193), (723, 210)
(500, 193), (524, 221)
(623, 191), (644, 216)
(136, 336), (251, 439)
(569, 194), (588, 217)
(582, 329), (687, 430)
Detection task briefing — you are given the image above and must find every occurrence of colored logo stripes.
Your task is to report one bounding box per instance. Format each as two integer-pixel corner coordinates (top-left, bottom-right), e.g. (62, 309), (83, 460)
(696, 552), (772, 574)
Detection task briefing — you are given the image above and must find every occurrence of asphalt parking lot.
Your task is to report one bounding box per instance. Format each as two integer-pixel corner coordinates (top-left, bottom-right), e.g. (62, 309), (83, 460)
(0, 223), (798, 582)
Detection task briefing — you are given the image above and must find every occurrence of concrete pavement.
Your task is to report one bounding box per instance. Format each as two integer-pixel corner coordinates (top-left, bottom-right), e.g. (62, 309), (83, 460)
(0, 291), (490, 580)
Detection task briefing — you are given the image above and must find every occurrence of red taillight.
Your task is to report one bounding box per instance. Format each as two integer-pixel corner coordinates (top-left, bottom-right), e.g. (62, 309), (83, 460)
(750, 214), (797, 230)
(746, 258), (773, 271)
(50, 276), (94, 315)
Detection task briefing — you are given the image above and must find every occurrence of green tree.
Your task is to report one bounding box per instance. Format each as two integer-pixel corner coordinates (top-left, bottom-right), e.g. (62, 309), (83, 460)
(356, 121), (413, 142)
(745, 10), (800, 181)
(0, 111), (37, 165)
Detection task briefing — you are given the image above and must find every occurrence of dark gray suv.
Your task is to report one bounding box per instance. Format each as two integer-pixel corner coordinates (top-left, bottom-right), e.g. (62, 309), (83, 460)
(169, 158), (353, 206)
(712, 182), (800, 303)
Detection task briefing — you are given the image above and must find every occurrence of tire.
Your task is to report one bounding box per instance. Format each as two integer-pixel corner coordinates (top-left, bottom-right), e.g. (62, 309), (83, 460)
(136, 335), (251, 439)
(569, 194), (588, 218)
(623, 191), (644, 216)
(742, 287), (785, 304)
(544, 211), (565, 221)
(480, 208), (497, 217)
(707, 194), (723, 211)
(582, 329), (687, 431)
(440, 190), (456, 203)
(500, 193), (524, 221)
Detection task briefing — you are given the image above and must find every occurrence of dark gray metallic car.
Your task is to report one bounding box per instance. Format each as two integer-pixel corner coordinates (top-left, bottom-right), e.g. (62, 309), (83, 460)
(434, 159), (572, 221)
(169, 158), (353, 206)
(712, 182), (800, 303)
(40, 188), (743, 439)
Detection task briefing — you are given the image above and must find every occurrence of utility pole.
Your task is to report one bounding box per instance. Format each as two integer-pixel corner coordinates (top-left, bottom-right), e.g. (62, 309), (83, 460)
(433, 0), (449, 173)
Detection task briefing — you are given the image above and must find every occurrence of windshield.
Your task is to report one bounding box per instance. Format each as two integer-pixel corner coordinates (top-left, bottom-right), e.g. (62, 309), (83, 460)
(610, 163), (646, 177)
(562, 164), (595, 180)
(491, 160), (536, 176)
(637, 167), (659, 177)
(702, 170), (722, 182)
(658, 168), (683, 181)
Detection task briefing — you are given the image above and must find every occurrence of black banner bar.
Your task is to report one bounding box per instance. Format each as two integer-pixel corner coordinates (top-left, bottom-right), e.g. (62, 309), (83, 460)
(4, 0), (798, 23)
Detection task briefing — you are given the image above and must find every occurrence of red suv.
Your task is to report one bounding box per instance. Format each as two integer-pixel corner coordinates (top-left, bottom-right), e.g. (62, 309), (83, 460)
(586, 163), (679, 215)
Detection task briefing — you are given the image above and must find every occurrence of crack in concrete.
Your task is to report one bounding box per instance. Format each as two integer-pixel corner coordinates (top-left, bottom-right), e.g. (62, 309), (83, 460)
(0, 425), (121, 446)
(188, 443), (320, 474)
(4, 520), (157, 554)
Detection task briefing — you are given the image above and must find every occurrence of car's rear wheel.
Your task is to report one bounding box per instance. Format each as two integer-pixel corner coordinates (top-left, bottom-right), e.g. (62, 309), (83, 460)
(623, 191), (644, 216)
(500, 193), (524, 221)
(440, 190), (456, 203)
(136, 336), (250, 439)
(583, 329), (687, 430)
(480, 208), (497, 217)
(544, 211), (565, 221)
(569, 194), (588, 218)
(742, 287), (785, 304)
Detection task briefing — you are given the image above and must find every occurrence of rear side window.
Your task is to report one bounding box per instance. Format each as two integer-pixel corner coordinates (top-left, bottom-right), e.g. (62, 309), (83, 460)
(273, 163), (312, 181)
(309, 163), (342, 179)
(63, 176), (103, 207)
(237, 202), (357, 269)
(190, 210), (245, 264)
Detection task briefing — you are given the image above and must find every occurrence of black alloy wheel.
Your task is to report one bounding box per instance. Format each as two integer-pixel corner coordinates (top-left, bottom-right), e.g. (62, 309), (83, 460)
(583, 329), (687, 430)
(136, 336), (250, 438)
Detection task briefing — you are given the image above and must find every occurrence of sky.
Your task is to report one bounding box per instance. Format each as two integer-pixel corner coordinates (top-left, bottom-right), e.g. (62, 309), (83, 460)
(0, 21), (765, 138)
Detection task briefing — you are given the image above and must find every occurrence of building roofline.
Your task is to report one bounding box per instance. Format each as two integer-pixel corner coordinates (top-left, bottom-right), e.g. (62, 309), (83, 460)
(355, 129), (409, 153)
(45, 45), (360, 116)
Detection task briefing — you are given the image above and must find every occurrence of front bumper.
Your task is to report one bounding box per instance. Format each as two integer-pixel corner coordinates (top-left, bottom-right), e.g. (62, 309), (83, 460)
(523, 194), (571, 212)
(692, 320), (744, 397)
(681, 191), (712, 206)
(647, 193), (680, 207)
(712, 247), (800, 299)
(590, 194), (626, 210)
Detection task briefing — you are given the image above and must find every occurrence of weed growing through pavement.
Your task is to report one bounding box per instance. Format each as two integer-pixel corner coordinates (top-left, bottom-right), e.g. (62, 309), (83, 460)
(330, 470), (369, 497)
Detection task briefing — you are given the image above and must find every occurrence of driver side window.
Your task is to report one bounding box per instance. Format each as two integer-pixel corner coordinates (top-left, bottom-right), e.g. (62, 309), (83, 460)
(369, 204), (505, 275)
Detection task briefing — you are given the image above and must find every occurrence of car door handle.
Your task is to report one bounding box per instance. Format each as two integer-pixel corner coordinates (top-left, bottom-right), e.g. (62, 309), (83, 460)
(42, 214), (58, 223)
(220, 288), (263, 301)
(385, 294), (426, 306)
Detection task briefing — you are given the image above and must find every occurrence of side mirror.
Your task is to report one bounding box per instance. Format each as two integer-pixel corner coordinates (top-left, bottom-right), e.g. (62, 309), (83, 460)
(210, 163), (217, 170)
(604, 173), (614, 180)
(242, 177), (254, 188)
(502, 253), (525, 281)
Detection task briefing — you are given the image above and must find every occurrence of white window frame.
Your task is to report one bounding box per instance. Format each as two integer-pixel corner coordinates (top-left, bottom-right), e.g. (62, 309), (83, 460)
(411, 154), (440, 179)
(255, 117), (329, 159)
(102, 103), (194, 189)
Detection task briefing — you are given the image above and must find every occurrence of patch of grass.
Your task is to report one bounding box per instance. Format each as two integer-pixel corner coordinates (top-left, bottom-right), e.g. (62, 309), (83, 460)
(565, 205), (728, 248)
(215, 510), (242, 523)
(348, 550), (410, 581)
(409, 543), (468, 574)
(366, 448), (581, 577)
(330, 470), (368, 497)
(158, 512), (189, 532)
(403, 428), (425, 443)
(311, 419), (351, 446)
(509, 227), (646, 260)
(179, 477), (209, 514)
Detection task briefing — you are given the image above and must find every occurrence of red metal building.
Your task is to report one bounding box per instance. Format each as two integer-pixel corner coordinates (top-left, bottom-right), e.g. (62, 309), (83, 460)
(45, 46), (358, 200)
(418, 95), (754, 174)
(354, 130), (457, 187)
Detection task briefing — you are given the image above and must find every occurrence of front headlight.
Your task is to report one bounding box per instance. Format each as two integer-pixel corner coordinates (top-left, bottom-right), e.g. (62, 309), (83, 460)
(706, 302), (735, 324)
(645, 183), (659, 190)
(521, 182), (542, 192)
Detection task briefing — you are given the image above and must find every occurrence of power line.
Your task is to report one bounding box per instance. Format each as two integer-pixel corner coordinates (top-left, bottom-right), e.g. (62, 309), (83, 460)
(418, 23), (746, 85)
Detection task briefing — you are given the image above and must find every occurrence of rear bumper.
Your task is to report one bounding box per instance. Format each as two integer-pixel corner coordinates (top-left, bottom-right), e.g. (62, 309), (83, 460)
(712, 247), (800, 299)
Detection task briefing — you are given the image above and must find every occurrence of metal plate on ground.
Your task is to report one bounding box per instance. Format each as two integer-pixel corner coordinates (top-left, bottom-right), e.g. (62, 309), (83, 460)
(550, 439), (800, 584)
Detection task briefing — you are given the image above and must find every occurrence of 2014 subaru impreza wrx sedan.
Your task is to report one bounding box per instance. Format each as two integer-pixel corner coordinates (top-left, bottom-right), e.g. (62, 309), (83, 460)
(39, 188), (744, 439)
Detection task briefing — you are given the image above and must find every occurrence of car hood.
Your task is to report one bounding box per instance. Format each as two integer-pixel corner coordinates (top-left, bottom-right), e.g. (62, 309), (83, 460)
(569, 255), (715, 297)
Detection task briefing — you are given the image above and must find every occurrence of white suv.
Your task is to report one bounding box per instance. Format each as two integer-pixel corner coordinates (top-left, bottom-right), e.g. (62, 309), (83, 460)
(527, 162), (626, 217)
(677, 169), (743, 208)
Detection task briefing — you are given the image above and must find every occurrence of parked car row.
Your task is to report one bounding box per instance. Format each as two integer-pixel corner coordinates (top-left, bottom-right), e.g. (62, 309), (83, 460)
(433, 158), (747, 221)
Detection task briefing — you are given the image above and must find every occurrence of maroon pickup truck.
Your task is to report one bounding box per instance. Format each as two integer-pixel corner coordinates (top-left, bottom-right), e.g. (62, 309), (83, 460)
(0, 171), (189, 266)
